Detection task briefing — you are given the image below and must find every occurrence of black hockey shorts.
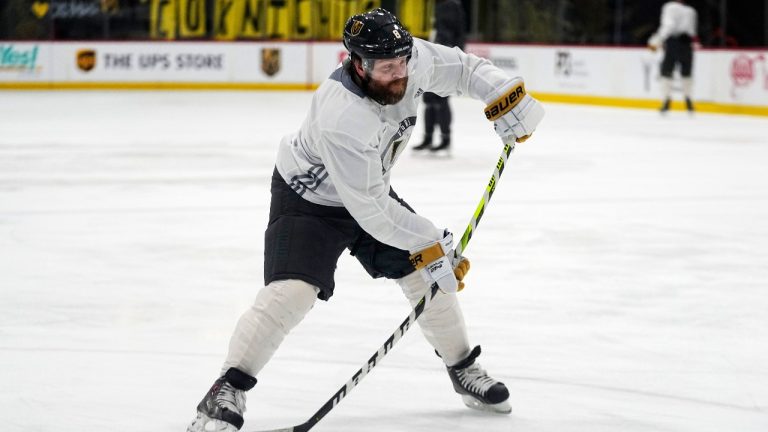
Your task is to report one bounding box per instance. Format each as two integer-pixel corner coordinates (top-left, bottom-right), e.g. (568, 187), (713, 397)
(661, 34), (693, 78)
(423, 91), (449, 106)
(264, 168), (417, 301)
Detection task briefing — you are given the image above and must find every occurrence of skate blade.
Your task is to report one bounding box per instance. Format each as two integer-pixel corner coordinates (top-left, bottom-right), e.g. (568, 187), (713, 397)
(461, 394), (512, 414)
(412, 149), (451, 159)
(429, 150), (452, 158)
(412, 150), (438, 158)
(411, 146), (433, 153)
(187, 412), (239, 432)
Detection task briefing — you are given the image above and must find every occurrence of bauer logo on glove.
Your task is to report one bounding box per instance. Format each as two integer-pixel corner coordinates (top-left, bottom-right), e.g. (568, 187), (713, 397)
(484, 78), (545, 143)
(484, 83), (526, 121)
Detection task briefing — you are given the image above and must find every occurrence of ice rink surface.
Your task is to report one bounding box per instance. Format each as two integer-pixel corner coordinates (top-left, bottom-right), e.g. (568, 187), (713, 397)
(1, 90), (767, 432)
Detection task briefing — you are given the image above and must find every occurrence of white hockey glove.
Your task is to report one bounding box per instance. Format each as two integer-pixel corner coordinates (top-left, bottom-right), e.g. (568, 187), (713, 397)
(484, 78), (545, 143)
(648, 33), (661, 52)
(409, 231), (470, 293)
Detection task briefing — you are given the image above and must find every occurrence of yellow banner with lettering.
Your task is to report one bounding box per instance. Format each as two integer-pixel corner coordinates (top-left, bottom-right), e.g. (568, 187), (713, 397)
(397, 0), (433, 39)
(151, 0), (441, 40)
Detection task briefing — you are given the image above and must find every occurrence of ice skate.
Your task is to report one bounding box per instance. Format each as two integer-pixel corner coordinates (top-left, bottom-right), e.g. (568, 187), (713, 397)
(447, 346), (511, 414)
(412, 136), (433, 152)
(429, 136), (452, 158)
(685, 97), (695, 115)
(187, 368), (257, 432)
(659, 98), (671, 115)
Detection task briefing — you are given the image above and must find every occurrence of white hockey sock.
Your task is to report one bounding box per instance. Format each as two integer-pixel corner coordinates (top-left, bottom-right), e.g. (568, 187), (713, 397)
(221, 279), (318, 377)
(661, 77), (672, 99)
(397, 271), (470, 366)
(681, 78), (693, 98)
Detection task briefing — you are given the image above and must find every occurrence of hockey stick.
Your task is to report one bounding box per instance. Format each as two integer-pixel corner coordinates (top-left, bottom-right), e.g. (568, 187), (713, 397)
(252, 142), (516, 432)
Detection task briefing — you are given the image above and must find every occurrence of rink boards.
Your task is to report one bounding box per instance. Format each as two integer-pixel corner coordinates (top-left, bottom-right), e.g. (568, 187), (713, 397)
(0, 41), (766, 116)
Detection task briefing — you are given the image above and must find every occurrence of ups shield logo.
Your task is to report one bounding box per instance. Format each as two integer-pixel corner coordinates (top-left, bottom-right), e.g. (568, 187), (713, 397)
(261, 48), (281, 77)
(77, 49), (96, 72)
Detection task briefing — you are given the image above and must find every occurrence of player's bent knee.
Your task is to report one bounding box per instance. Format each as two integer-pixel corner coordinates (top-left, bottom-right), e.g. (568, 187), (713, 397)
(254, 279), (319, 331)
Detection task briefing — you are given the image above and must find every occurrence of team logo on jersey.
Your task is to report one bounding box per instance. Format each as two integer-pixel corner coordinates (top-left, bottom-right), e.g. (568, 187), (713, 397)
(76, 49), (96, 72)
(381, 117), (416, 173)
(261, 48), (281, 77)
(350, 20), (364, 36)
(390, 140), (403, 164)
(414, 88), (424, 98)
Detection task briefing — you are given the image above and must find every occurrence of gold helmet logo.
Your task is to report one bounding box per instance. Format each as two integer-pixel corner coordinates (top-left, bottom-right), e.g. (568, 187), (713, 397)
(350, 20), (364, 36)
(76, 49), (96, 72)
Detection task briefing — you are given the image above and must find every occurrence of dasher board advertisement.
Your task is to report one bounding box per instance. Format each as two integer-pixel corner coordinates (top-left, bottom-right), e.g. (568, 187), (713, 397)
(0, 43), (52, 81)
(50, 42), (308, 83)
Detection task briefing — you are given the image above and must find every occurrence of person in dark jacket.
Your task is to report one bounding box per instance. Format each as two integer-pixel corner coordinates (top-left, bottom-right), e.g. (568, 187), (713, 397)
(413, 0), (466, 154)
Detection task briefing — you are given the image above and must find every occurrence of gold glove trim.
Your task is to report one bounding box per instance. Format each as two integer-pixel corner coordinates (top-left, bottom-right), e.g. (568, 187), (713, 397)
(453, 257), (470, 281)
(516, 133), (532, 143)
(409, 243), (444, 270)
(484, 82), (527, 121)
(454, 257), (470, 292)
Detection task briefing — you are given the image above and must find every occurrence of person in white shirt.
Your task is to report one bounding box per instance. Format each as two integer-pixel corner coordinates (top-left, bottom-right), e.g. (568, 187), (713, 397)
(187, 8), (544, 432)
(648, 0), (698, 113)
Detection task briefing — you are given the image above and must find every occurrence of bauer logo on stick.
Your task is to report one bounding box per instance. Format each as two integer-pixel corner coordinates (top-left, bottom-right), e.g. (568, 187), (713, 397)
(484, 83), (526, 121)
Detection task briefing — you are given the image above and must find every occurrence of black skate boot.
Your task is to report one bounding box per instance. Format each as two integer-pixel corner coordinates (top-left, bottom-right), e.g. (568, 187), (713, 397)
(412, 135), (433, 151)
(446, 346), (511, 414)
(660, 98), (671, 114)
(685, 97), (695, 114)
(187, 368), (257, 432)
(430, 135), (451, 156)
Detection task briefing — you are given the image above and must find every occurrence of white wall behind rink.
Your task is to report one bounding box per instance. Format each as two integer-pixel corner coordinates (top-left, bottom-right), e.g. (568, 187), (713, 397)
(1, 41), (766, 113)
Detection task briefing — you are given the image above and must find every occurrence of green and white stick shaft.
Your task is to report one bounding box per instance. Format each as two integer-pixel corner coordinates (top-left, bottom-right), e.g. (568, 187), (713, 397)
(454, 141), (515, 260)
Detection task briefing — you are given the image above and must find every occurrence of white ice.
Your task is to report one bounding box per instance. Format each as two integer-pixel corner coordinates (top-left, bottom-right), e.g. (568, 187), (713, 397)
(1, 91), (767, 432)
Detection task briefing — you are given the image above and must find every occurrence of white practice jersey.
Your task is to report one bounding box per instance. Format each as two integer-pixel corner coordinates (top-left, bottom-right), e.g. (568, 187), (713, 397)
(648, 1), (697, 46)
(275, 38), (515, 251)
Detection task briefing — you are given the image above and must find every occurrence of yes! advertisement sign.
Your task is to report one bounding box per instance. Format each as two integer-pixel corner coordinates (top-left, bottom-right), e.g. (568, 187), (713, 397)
(0, 44), (49, 80)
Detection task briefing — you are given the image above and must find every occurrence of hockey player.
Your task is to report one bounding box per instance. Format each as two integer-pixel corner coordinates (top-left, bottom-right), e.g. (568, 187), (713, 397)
(187, 8), (544, 432)
(648, 0), (698, 113)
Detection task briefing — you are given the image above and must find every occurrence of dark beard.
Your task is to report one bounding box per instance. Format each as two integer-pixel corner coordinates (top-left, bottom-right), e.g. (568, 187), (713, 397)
(363, 75), (409, 105)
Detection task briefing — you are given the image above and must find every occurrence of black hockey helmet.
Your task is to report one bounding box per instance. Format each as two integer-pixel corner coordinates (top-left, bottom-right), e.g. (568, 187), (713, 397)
(343, 8), (413, 60)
